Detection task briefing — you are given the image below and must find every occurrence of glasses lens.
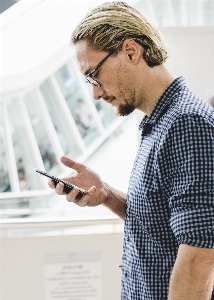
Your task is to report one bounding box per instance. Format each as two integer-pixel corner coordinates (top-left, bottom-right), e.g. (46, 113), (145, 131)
(86, 75), (100, 87)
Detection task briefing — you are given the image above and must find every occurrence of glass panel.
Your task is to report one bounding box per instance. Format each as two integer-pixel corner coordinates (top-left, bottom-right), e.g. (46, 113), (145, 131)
(0, 195), (54, 218)
(151, 1), (169, 26)
(55, 63), (100, 146)
(40, 80), (83, 159)
(203, 0), (214, 25)
(171, 0), (183, 26)
(6, 98), (44, 190)
(23, 91), (61, 175)
(186, 1), (199, 26)
(0, 105), (11, 192)
(135, 1), (152, 21)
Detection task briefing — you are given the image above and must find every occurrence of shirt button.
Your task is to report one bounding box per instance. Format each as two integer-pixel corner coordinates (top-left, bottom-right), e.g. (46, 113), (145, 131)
(125, 272), (128, 278)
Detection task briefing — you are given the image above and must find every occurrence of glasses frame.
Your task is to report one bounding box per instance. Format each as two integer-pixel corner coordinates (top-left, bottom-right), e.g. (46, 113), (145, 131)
(86, 50), (115, 87)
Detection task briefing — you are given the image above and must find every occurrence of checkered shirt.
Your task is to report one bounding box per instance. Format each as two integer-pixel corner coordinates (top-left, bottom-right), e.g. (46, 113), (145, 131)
(121, 77), (214, 299)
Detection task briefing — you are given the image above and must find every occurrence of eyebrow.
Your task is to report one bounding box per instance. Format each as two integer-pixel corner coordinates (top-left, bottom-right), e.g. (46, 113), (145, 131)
(84, 64), (98, 76)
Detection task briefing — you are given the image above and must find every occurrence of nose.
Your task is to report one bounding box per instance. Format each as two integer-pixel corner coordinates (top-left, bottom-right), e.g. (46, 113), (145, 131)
(91, 84), (105, 101)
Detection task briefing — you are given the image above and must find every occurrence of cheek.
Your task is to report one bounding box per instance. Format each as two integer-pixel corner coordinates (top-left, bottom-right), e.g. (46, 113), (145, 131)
(105, 64), (133, 99)
(117, 81), (135, 102)
(116, 65), (134, 93)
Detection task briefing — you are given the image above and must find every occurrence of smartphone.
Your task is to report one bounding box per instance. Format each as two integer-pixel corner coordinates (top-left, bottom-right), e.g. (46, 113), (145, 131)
(35, 168), (87, 199)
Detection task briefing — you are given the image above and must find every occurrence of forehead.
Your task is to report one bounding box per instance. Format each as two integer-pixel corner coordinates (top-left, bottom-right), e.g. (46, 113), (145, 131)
(75, 40), (107, 75)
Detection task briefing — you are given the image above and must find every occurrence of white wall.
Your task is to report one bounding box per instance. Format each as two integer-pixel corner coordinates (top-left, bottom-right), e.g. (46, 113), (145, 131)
(162, 26), (214, 102)
(137, 26), (214, 138)
(0, 233), (123, 300)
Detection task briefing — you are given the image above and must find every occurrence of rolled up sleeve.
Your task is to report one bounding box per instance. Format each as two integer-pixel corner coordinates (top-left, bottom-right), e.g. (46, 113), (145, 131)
(159, 114), (214, 248)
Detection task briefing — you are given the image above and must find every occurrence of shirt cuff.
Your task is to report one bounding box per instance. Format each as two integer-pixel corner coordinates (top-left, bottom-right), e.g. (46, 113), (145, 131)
(176, 228), (214, 248)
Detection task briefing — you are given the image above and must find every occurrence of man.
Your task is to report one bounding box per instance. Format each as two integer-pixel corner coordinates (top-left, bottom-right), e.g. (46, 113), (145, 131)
(49, 2), (214, 299)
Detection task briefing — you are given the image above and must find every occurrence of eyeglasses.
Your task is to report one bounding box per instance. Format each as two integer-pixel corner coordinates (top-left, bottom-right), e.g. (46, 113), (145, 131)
(86, 50), (115, 87)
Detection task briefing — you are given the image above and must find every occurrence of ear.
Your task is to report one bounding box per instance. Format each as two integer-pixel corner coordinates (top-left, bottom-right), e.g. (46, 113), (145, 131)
(121, 39), (142, 64)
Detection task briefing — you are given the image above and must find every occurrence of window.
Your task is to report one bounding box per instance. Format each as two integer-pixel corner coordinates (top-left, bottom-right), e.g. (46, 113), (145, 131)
(6, 98), (43, 190)
(0, 105), (11, 192)
(55, 63), (100, 146)
(24, 91), (61, 175)
(40, 80), (83, 159)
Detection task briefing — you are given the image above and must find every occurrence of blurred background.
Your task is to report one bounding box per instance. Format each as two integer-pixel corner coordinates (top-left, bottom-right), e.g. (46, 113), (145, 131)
(0, 1), (213, 299)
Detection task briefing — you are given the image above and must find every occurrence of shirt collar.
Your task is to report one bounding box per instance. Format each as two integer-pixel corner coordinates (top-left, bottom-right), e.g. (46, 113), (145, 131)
(139, 76), (186, 132)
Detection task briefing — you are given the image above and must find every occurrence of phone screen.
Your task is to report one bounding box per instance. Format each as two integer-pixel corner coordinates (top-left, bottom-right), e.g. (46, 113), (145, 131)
(35, 168), (87, 199)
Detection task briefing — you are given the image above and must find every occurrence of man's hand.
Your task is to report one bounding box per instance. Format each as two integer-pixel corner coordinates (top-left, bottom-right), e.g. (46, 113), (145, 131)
(48, 156), (109, 207)
(168, 244), (214, 300)
(48, 156), (127, 219)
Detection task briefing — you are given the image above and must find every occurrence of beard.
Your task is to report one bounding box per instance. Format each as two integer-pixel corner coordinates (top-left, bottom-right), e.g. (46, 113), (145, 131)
(117, 103), (135, 116)
(117, 85), (136, 116)
(103, 87), (136, 116)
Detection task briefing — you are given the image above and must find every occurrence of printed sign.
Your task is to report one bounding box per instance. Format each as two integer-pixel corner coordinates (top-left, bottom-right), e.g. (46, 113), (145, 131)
(44, 260), (102, 300)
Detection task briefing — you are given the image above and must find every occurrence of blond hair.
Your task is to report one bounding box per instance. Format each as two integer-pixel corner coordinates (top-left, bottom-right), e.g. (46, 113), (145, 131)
(71, 1), (168, 67)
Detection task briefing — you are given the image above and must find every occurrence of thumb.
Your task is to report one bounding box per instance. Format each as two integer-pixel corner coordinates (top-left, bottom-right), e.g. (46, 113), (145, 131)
(60, 156), (85, 173)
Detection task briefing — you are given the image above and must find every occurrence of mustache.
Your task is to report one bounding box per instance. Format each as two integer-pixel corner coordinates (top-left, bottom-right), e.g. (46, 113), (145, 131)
(103, 96), (116, 102)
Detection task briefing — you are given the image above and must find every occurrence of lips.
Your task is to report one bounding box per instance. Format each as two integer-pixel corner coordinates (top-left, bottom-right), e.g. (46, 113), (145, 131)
(104, 96), (116, 104)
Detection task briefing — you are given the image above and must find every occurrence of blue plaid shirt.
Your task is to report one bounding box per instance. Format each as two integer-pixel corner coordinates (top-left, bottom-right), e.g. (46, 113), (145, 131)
(121, 77), (214, 299)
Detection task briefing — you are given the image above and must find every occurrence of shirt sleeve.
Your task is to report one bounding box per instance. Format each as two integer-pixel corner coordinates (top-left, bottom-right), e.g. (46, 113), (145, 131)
(158, 114), (214, 248)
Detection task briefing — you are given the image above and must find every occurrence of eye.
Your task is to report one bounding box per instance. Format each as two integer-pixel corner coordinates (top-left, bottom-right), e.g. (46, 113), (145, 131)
(93, 70), (99, 79)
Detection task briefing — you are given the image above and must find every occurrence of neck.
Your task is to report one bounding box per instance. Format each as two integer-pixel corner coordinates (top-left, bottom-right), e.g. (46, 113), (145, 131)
(137, 63), (175, 116)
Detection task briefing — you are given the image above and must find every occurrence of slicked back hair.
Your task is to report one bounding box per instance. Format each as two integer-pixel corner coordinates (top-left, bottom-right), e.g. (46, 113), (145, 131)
(71, 1), (168, 67)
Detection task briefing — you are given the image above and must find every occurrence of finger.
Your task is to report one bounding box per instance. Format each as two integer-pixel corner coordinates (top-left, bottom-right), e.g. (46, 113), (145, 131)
(87, 186), (97, 195)
(48, 179), (56, 189)
(72, 186), (97, 207)
(66, 186), (84, 203)
(55, 182), (64, 195)
(60, 156), (85, 173)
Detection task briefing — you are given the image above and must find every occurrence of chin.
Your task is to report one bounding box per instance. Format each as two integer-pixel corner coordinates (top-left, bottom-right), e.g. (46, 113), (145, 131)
(117, 104), (135, 117)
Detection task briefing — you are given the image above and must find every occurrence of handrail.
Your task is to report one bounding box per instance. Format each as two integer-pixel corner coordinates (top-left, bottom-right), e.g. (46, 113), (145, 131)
(0, 215), (123, 229)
